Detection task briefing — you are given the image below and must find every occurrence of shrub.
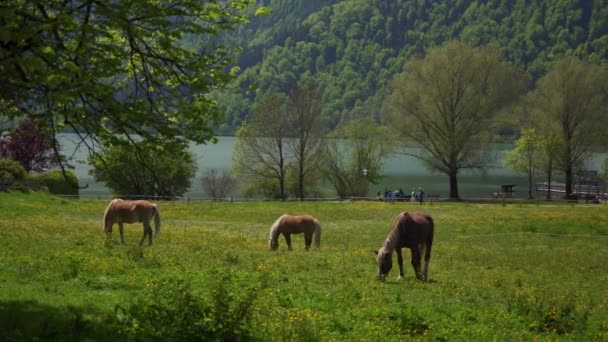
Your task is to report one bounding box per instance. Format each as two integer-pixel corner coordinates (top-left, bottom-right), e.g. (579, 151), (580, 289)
(0, 158), (27, 180)
(32, 171), (79, 197)
(89, 142), (197, 198)
(111, 272), (262, 340)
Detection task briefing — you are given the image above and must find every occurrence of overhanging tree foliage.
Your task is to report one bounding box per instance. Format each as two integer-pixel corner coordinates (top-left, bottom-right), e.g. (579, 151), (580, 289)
(0, 0), (264, 150)
(385, 40), (526, 199)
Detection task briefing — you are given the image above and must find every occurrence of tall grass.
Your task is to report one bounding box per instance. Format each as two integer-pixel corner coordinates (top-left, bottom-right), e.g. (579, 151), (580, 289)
(0, 192), (607, 340)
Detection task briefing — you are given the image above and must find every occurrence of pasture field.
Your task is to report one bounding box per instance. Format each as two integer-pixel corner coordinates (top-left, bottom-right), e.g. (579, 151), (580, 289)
(0, 192), (607, 341)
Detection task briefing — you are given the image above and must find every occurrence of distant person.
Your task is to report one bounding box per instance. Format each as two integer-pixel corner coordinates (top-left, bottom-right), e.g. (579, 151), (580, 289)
(418, 187), (424, 204)
(410, 187), (416, 202)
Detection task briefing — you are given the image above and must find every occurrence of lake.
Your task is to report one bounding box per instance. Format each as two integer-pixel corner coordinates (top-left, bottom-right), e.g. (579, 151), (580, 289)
(58, 134), (605, 199)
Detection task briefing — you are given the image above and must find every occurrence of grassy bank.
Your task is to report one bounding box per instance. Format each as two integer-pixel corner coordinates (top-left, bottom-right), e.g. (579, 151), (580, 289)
(0, 192), (607, 340)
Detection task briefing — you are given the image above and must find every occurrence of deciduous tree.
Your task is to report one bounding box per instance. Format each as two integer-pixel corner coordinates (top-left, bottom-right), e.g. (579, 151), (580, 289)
(0, 120), (58, 173)
(504, 129), (542, 199)
(201, 168), (236, 200)
(286, 81), (324, 200)
(232, 94), (290, 199)
(528, 56), (608, 198)
(322, 117), (389, 198)
(385, 40), (525, 199)
(89, 142), (196, 198)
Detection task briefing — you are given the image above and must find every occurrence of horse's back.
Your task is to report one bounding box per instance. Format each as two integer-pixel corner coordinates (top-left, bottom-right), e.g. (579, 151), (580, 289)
(399, 212), (433, 248)
(279, 214), (318, 234)
(106, 199), (156, 223)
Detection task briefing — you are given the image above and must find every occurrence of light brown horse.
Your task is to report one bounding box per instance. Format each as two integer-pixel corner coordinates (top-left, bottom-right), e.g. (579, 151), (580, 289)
(268, 214), (321, 251)
(103, 199), (161, 246)
(374, 212), (434, 281)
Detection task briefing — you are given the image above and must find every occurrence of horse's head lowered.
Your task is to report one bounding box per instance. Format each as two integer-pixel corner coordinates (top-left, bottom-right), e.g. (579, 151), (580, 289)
(374, 248), (392, 281)
(269, 238), (279, 250)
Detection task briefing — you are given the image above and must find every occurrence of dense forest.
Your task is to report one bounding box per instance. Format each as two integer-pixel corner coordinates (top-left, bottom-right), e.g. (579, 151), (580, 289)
(212, 0), (608, 135)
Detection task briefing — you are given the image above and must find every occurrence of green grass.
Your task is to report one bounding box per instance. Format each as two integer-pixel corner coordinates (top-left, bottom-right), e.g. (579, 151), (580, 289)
(0, 192), (607, 340)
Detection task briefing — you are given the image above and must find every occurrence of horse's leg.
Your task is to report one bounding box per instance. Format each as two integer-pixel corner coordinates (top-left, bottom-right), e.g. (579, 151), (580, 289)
(410, 247), (422, 280)
(304, 232), (312, 251)
(119, 223), (125, 244)
(284, 233), (292, 251)
(396, 248), (405, 280)
(421, 243), (431, 281)
(139, 223), (151, 247)
(146, 222), (153, 246)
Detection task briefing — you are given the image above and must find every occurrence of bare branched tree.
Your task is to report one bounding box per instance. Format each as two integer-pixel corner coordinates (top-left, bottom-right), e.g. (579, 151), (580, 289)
(201, 168), (236, 200)
(233, 94), (291, 199)
(287, 80), (324, 200)
(322, 117), (390, 198)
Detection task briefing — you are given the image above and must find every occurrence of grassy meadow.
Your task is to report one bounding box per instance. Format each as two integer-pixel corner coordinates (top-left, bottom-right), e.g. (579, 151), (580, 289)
(0, 192), (607, 340)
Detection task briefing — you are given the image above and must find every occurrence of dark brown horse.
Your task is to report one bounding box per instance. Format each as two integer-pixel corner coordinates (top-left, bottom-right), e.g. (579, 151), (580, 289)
(374, 212), (434, 281)
(268, 214), (321, 251)
(103, 199), (161, 246)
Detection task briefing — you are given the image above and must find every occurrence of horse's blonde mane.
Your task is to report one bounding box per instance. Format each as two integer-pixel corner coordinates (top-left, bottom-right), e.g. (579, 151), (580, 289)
(268, 214), (285, 245)
(103, 199), (123, 234)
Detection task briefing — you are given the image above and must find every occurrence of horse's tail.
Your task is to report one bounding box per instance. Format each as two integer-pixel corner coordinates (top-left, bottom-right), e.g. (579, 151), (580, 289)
(425, 215), (434, 261)
(153, 205), (161, 237)
(313, 218), (321, 248)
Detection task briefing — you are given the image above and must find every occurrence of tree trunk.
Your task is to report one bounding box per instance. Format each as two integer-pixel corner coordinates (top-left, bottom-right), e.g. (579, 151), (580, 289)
(565, 167), (573, 199)
(279, 174), (286, 200)
(546, 172), (552, 200)
(448, 169), (459, 199)
(298, 162), (305, 201)
(527, 166), (533, 199)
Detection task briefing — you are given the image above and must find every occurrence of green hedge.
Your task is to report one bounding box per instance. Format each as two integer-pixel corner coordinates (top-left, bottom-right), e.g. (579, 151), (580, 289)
(0, 158), (27, 180)
(32, 171), (79, 197)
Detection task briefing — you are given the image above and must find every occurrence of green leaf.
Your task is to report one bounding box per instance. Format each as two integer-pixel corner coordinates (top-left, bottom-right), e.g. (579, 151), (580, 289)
(255, 7), (272, 16)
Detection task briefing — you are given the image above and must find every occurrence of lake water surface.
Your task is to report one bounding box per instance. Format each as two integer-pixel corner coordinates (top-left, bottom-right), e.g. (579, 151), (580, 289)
(58, 134), (604, 199)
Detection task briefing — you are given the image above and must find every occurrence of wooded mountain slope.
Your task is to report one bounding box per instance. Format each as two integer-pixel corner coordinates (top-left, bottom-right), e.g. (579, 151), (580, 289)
(213, 0), (608, 134)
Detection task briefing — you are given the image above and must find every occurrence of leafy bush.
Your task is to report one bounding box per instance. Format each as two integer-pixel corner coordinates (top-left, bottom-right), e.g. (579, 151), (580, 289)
(32, 171), (79, 197)
(112, 272), (262, 340)
(89, 142), (197, 198)
(0, 158), (27, 180)
(508, 288), (590, 334)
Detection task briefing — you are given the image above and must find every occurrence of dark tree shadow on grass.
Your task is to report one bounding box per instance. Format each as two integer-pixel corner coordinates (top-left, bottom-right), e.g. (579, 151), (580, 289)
(0, 300), (120, 341)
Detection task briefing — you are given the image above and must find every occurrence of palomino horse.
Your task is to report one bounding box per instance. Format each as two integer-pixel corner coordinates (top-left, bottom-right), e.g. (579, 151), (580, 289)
(268, 214), (321, 251)
(374, 212), (434, 281)
(103, 199), (161, 246)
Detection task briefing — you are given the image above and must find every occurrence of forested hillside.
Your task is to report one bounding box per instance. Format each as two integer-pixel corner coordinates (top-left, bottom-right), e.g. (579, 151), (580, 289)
(213, 0), (608, 134)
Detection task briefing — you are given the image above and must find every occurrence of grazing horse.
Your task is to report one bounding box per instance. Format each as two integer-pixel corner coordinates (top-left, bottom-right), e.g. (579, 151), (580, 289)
(103, 199), (161, 246)
(268, 214), (321, 251)
(374, 212), (434, 281)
